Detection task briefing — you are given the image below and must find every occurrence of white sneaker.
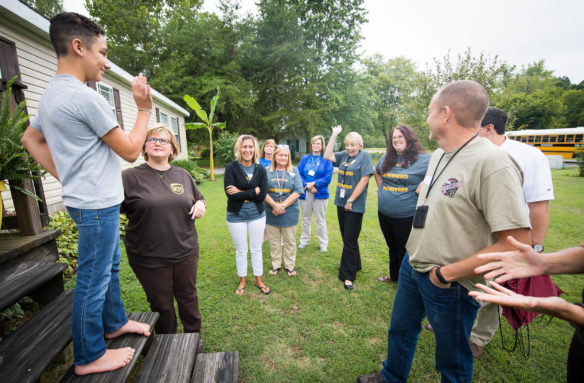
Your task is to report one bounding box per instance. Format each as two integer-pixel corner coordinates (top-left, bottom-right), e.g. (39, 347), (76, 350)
(298, 243), (308, 249)
(320, 247), (327, 252)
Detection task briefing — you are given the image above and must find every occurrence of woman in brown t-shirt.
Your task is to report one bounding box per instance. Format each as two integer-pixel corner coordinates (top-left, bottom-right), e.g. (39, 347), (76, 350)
(121, 124), (206, 350)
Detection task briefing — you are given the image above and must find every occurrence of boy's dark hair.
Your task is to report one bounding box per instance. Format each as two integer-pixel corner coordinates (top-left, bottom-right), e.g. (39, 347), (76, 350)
(49, 12), (105, 57)
(481, 107), (508, 135)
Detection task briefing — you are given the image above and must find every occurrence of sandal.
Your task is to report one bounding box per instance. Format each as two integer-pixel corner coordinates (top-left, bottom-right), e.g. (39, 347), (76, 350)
(287, 269), (297, 277)
(376, 275), (392, 283)
(269, 267), (281, 275)
(257, 285), (271, 295)
(234, 286), (245, 296)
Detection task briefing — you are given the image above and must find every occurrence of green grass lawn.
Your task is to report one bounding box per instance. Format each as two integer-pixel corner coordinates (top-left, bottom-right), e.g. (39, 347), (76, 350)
(65, 168), (583, 382)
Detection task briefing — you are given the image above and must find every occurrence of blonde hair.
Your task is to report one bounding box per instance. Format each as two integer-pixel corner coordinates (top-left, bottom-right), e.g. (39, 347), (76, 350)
(344, 131), (363, 148)
(270, 145), (293, 173)
(234, 134), (260, 164)
(142, 123), (179, 162)
(261, 139), (276, 157)
(310, 135), (326, 153)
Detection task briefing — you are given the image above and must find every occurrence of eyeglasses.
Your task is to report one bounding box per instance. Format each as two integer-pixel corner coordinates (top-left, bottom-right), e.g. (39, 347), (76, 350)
(146, 137), (170, 145)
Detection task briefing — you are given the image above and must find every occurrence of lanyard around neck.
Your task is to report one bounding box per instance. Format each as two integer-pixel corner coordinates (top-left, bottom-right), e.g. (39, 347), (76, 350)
(423, 133), (478, 202)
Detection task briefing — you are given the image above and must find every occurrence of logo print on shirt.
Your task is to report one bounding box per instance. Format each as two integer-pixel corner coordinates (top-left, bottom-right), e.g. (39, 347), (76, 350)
(441, 178), (463, 198)
(171, 183), (184, 194)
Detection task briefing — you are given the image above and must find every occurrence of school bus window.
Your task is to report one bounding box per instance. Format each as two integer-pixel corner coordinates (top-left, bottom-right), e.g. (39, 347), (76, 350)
(558, 135), (565, 143)
(566, 135), (574, 143)
(550, 136), (557, 143)
(576, 134), (583, 142)
(542, 136), (549, 143)
(528, 136), (534, 143)
(521, 137), (527, 143)
(535, 136), (541, 143)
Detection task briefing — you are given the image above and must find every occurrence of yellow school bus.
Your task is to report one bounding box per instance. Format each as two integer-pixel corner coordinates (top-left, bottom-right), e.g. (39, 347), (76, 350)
(507, 127), (584, 159)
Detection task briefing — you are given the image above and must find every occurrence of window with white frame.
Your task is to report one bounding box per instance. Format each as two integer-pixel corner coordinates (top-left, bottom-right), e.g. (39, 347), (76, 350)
(159, 111), (180, 149)
(97, 83), (115, 115)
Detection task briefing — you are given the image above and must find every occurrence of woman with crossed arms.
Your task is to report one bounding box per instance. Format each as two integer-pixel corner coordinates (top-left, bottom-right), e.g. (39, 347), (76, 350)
(264, 145), (304, 276)
(224, 134), (271, 296)
(324, 125), (374, 290)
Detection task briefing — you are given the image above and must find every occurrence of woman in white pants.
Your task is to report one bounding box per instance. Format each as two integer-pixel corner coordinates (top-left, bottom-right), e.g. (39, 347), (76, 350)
(297, 135), (333, 251)
(224, 135), (271, 296)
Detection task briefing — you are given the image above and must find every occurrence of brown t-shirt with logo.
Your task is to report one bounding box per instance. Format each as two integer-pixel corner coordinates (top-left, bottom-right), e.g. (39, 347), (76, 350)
(121, 163), (205, 267)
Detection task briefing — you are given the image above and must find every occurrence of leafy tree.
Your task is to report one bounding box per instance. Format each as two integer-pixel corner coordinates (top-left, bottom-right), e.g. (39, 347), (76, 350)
(20, 0), (63, 19)
(184, 88), (226, 181)
(362, 55), (419, 148)
(562, 89), (584, 127)
(497, 61), (565, 130)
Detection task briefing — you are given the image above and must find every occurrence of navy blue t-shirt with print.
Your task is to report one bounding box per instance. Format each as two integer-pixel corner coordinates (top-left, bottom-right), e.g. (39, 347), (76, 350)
(264, 167), (304, 227)
(375, 153), (430, 218)
(333, 150), (374, 213)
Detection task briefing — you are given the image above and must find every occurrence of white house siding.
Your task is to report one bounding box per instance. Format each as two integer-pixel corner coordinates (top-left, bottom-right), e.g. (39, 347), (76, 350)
(0, 2), (189, 214)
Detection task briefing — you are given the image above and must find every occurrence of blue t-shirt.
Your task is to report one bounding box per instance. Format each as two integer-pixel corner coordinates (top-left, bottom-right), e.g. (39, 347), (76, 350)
(259, 158), (272, 168)
(30, 75), (121, 209)
(333, 150), (374, 213)
(226, 163), (265, 222)
(264, 167), (304, 227)
(376, 153), (430, 218)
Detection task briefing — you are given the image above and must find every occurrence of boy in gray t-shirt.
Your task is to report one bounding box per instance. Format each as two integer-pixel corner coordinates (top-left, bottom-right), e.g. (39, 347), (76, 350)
(21, 12), (153, 376)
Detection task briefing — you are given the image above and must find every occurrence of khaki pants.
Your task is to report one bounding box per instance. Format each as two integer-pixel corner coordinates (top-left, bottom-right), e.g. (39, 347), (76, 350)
(299, 192), (328, 248)
(266, 224), (297, 271)
(469, 301), (501, 346)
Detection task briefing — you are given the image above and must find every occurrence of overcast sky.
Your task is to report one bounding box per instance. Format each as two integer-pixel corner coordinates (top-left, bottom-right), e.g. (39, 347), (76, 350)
(63, 0), (584, 83)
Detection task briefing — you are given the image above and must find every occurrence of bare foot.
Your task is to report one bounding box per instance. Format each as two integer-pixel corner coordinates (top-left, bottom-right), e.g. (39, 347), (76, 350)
(105, 320), (151, 339)
(74, 347), (135, 375)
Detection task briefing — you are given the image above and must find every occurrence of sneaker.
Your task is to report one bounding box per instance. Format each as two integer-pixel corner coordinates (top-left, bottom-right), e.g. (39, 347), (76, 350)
(320, 246), (327, 252)
(358, 373), (385, 383)
(298, 243), (308, 249)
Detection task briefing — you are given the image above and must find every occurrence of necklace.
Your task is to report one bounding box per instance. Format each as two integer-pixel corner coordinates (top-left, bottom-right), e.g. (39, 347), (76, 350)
(276, 168), (286, 202)
(147, 164), (168, 180)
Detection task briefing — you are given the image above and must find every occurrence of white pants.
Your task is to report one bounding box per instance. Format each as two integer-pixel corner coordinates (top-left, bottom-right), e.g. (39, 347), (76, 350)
(227, 216), (266, 277)
(299, 192), (328, 248)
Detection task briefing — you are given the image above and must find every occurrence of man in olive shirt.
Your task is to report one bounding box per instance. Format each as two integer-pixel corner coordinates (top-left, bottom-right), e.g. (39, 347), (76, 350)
(359, 80), (531, 383)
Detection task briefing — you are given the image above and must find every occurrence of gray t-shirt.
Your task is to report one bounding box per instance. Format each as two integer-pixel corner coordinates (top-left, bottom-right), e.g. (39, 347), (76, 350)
(30, 75), (121, 209)
(333, 150), (374, 213)
(264, 167), (304, 227)
(375, 153), (430, 218)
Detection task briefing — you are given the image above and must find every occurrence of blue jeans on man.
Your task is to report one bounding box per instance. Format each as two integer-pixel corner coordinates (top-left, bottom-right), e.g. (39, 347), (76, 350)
(67, 205), (128, 365)
(380, 254), (480, 383)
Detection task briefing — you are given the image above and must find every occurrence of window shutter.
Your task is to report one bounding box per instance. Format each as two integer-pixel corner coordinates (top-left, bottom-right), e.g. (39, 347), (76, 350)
(113, 88), (124, 129)
(155, 107), (160, 122)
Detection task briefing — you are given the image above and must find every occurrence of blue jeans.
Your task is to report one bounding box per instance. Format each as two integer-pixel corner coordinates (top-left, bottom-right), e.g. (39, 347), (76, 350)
(380, 254), (480, 383)
(67, 205), (128, 365)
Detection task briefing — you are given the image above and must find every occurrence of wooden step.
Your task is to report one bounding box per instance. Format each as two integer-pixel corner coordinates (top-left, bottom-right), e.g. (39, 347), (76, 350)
(60, 312), (159, 383)
(191, 351), (239, 383)
(0, 289), (74, 383)
(0, 261), (66, 312)
(135, 333), (200, 383)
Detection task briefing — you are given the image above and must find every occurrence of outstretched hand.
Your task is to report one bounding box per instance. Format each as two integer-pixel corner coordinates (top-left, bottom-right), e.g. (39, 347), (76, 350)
(469, 281), (567, 319)
(474, 236), (546, 283)
(331, 125), (342, 135)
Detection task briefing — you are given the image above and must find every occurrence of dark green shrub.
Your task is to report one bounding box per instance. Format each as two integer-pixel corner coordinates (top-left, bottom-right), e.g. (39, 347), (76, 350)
(172, 159), (209, 184)
(215, 131), (238, 164)
(48, 211), (129, 279)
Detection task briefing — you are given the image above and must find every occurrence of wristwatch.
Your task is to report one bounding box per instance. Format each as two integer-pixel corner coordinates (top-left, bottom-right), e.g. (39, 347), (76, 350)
(532, 244), (544, 253)
(347, 199), (354, 204)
